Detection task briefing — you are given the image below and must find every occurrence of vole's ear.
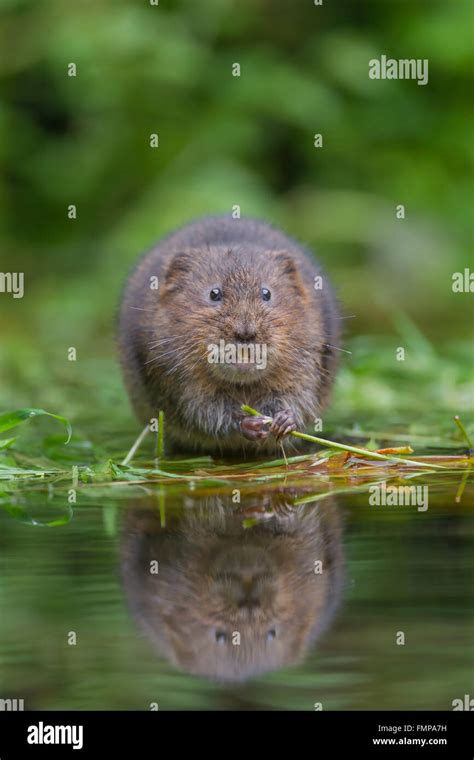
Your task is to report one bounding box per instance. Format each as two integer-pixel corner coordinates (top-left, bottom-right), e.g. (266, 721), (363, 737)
(270, 251), (308, 298)
(163, 251), (193, 293)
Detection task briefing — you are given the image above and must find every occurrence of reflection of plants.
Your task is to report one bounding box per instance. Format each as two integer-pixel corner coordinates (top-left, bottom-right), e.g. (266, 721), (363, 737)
(0, 496), (73, 527)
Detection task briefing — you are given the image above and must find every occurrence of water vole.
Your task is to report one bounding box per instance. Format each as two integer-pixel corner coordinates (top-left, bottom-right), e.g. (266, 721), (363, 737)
(118, 216), (340, 455)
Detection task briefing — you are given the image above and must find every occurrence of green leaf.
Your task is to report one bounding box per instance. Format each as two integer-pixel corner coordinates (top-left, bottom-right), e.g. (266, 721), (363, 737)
(0, 409), (72, 444)
(0, 437), (16, 450)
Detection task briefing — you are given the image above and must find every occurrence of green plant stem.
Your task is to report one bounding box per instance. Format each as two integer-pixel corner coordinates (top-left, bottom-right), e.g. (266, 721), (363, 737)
(121, 423), (150, 467)
(454, 415), (473, 449)
(455, 467), (471, 504)
(240, 405), (446, 470)
(159, 488), (166, 527)
(294, 480), (386, 506)
(156, 410), (165, 460)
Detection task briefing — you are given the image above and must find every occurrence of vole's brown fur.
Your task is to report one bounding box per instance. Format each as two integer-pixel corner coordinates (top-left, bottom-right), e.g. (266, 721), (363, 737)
(119, 216), (340, 455)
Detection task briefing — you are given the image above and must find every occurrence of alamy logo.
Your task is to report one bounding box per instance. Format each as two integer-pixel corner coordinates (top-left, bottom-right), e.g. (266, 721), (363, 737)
(207, 340), (267, 370)
(369, 483), (428, 512)
(369, 55), (429, 86)
(0, 272), (24, 298)
(452, 268), (473, 293)
(27, 722), (84, 750)
(0, 698), (24, 710)
(452, 694), (473, 710)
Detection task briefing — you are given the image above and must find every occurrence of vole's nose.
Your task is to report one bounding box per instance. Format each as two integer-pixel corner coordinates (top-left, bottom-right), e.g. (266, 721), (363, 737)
(233, 321), (257, 342)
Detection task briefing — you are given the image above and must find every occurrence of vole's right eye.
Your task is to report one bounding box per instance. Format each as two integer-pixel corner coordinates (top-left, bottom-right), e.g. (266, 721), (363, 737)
(210, 288), (223, 302)
(215, 630), (227, 644)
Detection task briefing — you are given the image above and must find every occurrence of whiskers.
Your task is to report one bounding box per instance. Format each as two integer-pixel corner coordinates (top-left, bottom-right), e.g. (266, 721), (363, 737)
(323, 344), (352, 355)
(144, 334), (209, 378)
(142, 324), (349, 384)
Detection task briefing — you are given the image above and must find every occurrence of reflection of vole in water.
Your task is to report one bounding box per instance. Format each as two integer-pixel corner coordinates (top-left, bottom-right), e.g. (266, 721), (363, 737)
(119, 216), (340, 455)
(121, 494), (344, 681)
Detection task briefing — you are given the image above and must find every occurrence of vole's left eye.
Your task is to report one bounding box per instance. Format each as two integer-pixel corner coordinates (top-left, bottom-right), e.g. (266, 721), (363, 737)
(261, 287), (271, 301)
(266, 629), (276, 641)
(210, 288), (223, 302)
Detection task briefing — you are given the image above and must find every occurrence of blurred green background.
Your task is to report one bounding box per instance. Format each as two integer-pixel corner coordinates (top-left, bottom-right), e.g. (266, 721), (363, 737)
(0, 0), (472, 434)
(0, 0), (473, 713)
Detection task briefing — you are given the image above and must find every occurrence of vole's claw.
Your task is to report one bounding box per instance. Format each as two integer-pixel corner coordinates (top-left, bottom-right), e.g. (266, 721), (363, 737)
(240, 415), (271, 442)
(271, 497), (296, 518)
(270, 410), (297, 441)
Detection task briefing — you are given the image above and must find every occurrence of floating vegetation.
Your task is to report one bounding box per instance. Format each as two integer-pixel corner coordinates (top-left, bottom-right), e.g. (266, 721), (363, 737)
(0, 405), (472, 527)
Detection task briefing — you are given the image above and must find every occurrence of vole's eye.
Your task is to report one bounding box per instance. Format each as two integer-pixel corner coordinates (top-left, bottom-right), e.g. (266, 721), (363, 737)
(210, 288), (223, 302)
(267, 628), (276, 641)
(261, 287), (271, 301)
(215, 630), (227, 644)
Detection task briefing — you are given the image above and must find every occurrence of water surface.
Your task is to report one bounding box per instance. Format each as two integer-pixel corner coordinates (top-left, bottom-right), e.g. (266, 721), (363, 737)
(1, 473), (472, 711)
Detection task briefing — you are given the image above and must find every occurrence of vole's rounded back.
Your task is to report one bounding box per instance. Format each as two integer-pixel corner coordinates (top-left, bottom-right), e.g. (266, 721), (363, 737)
(119, 215), (340, 455)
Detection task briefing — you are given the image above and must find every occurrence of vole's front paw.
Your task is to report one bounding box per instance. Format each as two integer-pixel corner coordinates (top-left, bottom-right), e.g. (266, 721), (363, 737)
(270, 494), (297, 518)
(270, 410), (297, 441)
(240, 415), (271, 442)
